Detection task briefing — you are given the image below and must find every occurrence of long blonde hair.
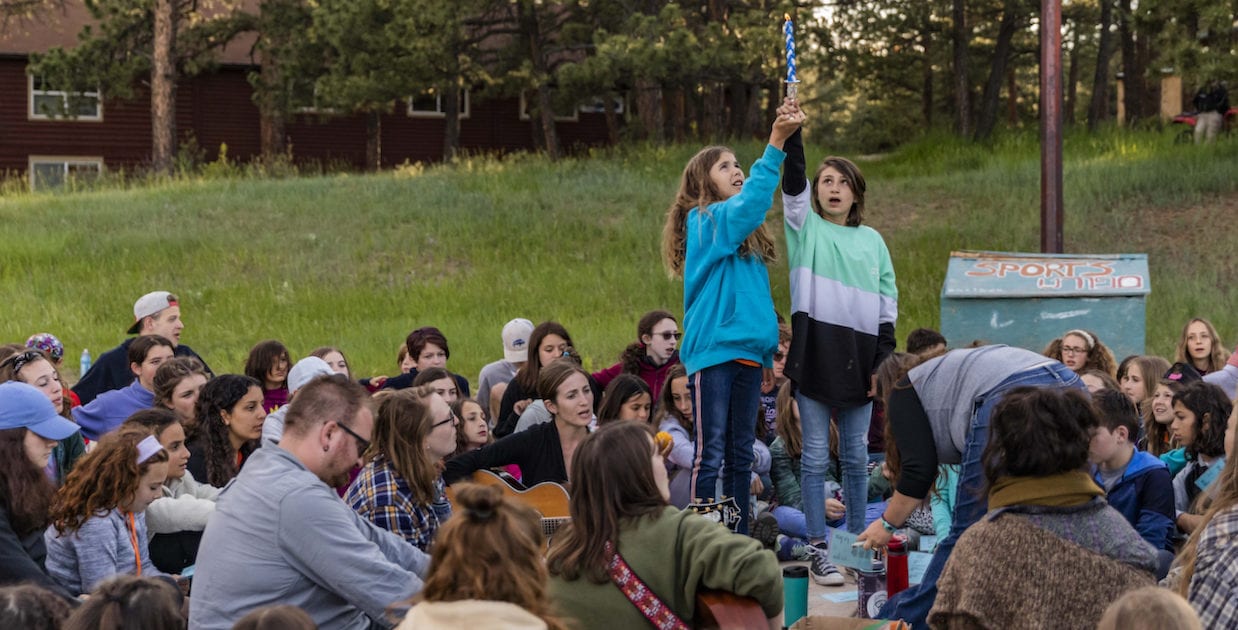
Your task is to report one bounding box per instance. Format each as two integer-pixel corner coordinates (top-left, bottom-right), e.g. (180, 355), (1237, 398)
(1175, 317), (1230, 374)
(370, 386), (441, 504)
(661, 146), (776, 278)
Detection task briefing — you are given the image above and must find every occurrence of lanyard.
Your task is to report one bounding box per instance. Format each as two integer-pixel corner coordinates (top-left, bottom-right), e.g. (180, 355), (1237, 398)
(124, 512), (142, 576)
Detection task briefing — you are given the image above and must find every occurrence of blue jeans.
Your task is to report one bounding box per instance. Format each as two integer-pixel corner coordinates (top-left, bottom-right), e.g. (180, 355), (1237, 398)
(690, 362), (761, 534)
(799, 394), (871, 539)
(878, 362), (1081, 629)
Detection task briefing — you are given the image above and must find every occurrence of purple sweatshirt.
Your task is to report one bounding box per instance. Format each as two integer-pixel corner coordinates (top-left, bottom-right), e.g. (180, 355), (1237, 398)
(72, 381), (154, 440)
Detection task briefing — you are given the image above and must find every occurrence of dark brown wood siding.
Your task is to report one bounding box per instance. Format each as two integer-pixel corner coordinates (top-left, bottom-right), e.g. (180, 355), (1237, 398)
(1, 58), (614, 177)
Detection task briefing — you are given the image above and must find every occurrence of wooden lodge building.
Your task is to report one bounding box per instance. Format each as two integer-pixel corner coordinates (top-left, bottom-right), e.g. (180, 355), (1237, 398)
(0, 4), (613, 188)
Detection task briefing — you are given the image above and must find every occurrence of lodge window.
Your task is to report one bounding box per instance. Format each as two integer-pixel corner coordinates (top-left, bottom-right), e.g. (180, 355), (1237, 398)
(578, 96), (625, 115)
(28, 156), (103, 190)
(28, 75), (102, 121)
(519, 90), (578, 122)
(407, 89), (470, 118)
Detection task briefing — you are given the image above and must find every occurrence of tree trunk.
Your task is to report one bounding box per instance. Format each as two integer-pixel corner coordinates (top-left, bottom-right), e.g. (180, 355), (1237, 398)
(744, 81), (763, 139)
(1007, 67), (1018, 125)
(365, 110), (381, 171)
(670, 88), (686, 143)
(952, 0), (971, 136)
(727, 82), (746, 137)
(151, 0), (177, 174)
(635, 77), (664, 143)
(1066, 20), (1080, 124)
(1117, 0), (1143, 123)
(922, 9), (934, 128)
(443, 85), (461, 161)
(1087, 0), (1116, 129)
(257, 58), (286, 164)
(603, 90), (620, 145)
(975, 0), (1020, 139)
(520, 1), (559, 159)
(702, 83), (725, 140)
(535, 84), (560, 159)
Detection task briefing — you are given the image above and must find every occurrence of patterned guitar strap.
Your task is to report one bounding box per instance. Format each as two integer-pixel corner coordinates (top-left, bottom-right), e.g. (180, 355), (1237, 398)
(605, 541), (690, 630)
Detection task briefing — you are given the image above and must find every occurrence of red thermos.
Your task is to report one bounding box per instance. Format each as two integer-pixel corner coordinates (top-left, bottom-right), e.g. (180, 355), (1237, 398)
(886, 534), (909, 597)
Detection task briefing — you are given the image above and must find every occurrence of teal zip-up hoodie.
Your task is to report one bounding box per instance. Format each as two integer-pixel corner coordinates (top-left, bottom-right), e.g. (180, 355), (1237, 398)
(680, 144), (785, 375)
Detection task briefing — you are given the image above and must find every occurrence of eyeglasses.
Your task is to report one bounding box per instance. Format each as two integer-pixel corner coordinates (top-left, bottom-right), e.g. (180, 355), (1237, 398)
(1, 351), (40, 374)
(774, 352), (786, 362)
(654, 332), (682, 341)
(431, 413), (457, 430)
(335, 421), (370, 454)
(1061, 346), (1088, 355)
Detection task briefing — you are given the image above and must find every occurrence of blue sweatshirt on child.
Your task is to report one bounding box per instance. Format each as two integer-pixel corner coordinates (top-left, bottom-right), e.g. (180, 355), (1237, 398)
(679, 144), (784, 376)
(1093, 449), (1175, 552)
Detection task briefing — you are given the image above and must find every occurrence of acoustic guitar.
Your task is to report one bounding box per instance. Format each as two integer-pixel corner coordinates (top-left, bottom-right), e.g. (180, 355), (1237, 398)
(694, 589), (770, 630)
(445, 469), (571, 539)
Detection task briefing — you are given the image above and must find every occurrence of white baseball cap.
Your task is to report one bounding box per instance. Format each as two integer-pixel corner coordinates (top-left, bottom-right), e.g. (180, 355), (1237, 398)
(127, 291), (179, 334)
(502, 318), (535, 363)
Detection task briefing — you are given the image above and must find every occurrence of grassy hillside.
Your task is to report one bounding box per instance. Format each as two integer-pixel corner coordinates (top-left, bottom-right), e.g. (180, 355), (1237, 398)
(2, 126), (1236, 383)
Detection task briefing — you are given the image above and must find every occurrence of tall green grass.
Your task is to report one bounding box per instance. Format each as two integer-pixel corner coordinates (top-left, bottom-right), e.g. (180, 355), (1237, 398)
(1, 126), (1235, 383)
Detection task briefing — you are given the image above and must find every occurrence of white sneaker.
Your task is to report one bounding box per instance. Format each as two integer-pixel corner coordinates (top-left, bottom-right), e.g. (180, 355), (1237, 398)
(808, 543), (846, 586)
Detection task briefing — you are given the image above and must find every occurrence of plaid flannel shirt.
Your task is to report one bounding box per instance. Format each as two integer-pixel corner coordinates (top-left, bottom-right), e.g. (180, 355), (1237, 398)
(1189, 505), (1238, 626)
(345, 455), (450, 552)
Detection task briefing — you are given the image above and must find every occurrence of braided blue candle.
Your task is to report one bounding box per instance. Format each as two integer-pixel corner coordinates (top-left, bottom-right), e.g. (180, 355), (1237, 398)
(784, 14), (799, 97)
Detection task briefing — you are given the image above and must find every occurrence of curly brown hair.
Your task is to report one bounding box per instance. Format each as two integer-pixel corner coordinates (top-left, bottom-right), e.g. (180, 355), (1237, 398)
(192, 374), (261, 487)
(415, 483), (568, 630)
(51, 430), (169, 534)
(1044, 329), (1117, 376)
(1172, 381), (1232, 459)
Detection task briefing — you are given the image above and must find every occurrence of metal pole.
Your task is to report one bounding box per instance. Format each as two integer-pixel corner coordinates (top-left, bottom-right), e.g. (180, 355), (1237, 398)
(1040, 0), (1063, 253)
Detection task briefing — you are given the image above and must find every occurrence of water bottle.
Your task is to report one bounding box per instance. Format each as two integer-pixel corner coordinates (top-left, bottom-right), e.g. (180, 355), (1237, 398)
(782, 565), (808, 628)
(886, 534), (910, 599)
(80, 349), (91, 378)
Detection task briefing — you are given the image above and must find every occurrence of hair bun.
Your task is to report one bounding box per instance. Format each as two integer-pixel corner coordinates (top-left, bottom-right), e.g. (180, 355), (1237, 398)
(454, 483), (503, 521)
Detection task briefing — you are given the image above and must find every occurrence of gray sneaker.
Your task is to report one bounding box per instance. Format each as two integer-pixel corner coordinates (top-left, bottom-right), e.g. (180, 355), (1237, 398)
(808, 542), (846, 586)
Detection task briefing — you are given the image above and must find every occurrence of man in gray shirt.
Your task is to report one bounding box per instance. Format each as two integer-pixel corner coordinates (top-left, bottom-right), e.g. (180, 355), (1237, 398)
(189, 376), (429, 630)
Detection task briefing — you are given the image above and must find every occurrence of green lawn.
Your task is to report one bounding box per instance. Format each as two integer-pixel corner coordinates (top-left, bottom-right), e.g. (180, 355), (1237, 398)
(2, 126), (1236, 383)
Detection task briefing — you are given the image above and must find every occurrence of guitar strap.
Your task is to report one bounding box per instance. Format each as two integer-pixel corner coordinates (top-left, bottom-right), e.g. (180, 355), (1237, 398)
(605, 541), (690, 630)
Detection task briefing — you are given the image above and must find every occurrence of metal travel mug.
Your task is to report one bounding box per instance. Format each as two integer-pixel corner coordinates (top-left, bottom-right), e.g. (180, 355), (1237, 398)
(783, 565), (809, 628)
(856, 557), (887, 619)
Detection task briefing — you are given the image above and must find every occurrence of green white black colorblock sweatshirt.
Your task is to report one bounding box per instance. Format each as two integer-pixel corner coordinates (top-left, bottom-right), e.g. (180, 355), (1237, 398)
(781, 130), (897, 407)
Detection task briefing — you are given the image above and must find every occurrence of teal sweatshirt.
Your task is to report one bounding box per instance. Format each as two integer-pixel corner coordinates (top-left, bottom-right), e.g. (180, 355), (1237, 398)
(679, 144), (785, 375)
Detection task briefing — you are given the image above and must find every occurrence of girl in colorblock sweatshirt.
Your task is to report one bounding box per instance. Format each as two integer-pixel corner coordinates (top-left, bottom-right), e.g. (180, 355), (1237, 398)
(779, 97), (897, 549)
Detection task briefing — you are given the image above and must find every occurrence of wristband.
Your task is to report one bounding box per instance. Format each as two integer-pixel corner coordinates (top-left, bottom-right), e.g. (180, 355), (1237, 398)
(880, 514), (901, 534)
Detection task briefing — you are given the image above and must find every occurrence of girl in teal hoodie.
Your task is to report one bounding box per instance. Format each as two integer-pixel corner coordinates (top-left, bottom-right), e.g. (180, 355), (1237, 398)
(660, 106), (803, 534)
